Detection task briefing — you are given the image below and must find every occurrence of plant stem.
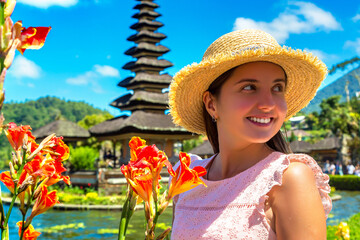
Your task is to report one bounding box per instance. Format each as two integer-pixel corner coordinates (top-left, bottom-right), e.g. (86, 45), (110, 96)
(118, 194), (130, 240)
(0, 2), (5, 73)
(3, 183), (17, 229)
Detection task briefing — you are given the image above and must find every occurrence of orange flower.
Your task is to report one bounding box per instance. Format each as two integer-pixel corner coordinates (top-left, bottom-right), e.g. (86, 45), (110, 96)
(167, 152), (207, 200)
(5, 122), (35, 152)
(17, 221), (41, 240)
(121, 164), (153, 204)
(17, 26), (51, 54)
(129, 136), (146, 162)
(41, 136), (70, 161)
(0, 171), (15, 193)
(44, 160), (71, 186)
(28, 186), (58, 222)
(23, 154), (56, 180)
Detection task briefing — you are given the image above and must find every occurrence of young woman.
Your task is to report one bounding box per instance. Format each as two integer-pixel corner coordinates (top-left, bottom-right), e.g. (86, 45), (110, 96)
(168, 29), (332, 239)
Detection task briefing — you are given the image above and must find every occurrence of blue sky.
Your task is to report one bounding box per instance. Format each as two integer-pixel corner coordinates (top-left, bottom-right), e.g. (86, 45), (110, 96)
(4, 0), (360, 116)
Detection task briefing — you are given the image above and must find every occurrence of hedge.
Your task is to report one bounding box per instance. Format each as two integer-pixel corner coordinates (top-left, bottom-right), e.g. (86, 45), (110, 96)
(329, 175), (360, 191)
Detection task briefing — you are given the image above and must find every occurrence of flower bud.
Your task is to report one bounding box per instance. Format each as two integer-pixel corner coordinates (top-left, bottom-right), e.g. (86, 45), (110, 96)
(9, 161), (16, 179)
(18, 176), (33, 194)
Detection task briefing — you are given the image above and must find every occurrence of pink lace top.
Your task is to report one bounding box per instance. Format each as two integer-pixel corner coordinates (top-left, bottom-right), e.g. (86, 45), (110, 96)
(171, 152), (332, 240)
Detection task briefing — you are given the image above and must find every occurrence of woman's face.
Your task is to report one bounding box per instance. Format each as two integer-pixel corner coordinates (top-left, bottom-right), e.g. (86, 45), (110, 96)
(211, 61), (287, 146)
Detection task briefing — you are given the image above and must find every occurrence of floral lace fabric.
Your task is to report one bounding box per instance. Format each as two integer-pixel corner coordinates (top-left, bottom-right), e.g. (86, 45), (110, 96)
(171, 152), (332, 240)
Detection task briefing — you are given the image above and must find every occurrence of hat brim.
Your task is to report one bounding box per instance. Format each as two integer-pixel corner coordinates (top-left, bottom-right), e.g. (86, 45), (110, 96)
(169, 46), (327, 135)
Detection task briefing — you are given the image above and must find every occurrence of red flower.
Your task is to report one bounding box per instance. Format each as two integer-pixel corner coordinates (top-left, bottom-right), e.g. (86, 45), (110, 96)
(17, 221), (41, 240)
(17, 26), (51, 54)
(129, 136), (146, 162)
(41, 136), (70, 162)
(121, 164), (153, 204)
(5, 122), (35, 152)
(167, 152), (207, 200)
(44, 160), (71, 186)
(28, 186), (58, 222)
(0, 171), (15, 193)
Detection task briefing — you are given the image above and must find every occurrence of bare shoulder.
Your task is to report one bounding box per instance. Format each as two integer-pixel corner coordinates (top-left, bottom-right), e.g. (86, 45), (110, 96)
(270, 161), (326, 239)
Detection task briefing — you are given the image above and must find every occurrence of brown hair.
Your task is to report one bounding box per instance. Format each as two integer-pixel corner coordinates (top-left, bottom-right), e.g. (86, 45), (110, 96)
(203, 64), (292, 154)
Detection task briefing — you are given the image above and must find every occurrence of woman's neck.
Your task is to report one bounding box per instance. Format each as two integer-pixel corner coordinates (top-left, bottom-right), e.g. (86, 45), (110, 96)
(209, 143), (273, 180)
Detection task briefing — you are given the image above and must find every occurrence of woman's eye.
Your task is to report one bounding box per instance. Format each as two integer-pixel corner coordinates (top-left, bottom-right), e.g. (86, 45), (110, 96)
(243, 85), (255, 91)
(273, 85), (284, 92)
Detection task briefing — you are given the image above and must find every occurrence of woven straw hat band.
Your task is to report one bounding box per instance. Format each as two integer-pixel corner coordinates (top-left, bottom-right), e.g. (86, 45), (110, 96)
(202, 29), (281, 61)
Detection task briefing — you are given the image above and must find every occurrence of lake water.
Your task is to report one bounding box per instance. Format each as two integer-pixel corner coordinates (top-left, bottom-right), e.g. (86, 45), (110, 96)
(1, 185), (359, 239)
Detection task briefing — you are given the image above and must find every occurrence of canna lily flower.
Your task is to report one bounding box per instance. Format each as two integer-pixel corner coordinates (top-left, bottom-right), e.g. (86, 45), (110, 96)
(0, 171), (15, 193)
(17, 25), (51, 55)
(28, 186), (58, 222)
(41, 136), (70, 161)
(167, 152), (207, 200)
(121, 164), (153, 204)
(17, 221), (41, 240)
(129, 136), (146, 162)
(23, 154), (56, 181)
(44, 160), (71, 186)
(5, 122), (35, 152)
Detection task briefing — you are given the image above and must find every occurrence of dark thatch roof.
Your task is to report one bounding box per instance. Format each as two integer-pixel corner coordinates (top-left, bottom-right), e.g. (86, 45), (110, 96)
(110, 91), (168, 108)
(289, 137), (340, 153)
(134, 1), (158, 9)
(132, 10), (161, 19)
(125, 43), (169, 56)
(189, 140), (214, 156)
(89, 111), (190, 136)
(33, 120), (90, 140)
(130, 19), (163, 30)
(118, 73), (172, 88)
(123, 58), (173, 71)
(127, 30), (166, 42)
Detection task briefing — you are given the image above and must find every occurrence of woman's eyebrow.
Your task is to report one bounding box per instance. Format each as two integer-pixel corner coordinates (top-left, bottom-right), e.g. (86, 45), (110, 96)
(235, 79), (258, 85)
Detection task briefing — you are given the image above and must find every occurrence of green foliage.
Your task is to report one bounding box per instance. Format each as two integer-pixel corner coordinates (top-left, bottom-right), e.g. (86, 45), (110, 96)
(182, 136), (204, 152)
(1, 96), (110, 130)
(68, 146), (99, 171)
(348, 136), (360, 163)
(78, 113), (113, 130)
(327, 212), (360, 240)
(329, 175), (360, 191)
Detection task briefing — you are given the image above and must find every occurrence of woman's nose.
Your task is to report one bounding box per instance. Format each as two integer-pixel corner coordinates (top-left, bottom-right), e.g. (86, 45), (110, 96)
(257, 91), (276, 111)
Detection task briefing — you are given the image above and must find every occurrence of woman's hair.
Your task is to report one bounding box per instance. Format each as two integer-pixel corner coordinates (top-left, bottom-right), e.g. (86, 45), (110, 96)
(203, 63), (293, 154)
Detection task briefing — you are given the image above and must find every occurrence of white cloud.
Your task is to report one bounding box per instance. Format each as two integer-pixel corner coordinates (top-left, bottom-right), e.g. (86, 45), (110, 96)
(27, 83), (35, 88)
(344, 38), (360, 55)
(18, 0), (78, 9)
(352, 14), (360, 22)
(233, 1), (342, 43)
(94, 65), (120, 77)
(66, 64), (120, 93)
(66, 71), (96, 85)
(9, 55), (41, 79)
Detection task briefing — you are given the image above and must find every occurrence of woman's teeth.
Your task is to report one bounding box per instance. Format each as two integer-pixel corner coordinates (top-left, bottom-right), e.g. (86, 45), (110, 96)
(249, 117), (271, 124)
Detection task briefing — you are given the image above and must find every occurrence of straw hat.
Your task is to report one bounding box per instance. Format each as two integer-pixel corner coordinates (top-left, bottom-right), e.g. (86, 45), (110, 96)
(169, 29), (327, 135)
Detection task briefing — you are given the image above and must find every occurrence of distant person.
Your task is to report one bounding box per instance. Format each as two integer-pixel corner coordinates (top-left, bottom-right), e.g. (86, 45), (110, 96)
(347, 163), (355, 175)
(354, 164), (360, 177)
(330, 162), (336, 175)
(323, 160), (330, 174)
(169, 29), (331, 239)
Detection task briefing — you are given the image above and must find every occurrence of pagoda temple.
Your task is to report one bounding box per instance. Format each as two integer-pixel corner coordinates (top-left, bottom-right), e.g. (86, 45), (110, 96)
(90, 0), (194, 165)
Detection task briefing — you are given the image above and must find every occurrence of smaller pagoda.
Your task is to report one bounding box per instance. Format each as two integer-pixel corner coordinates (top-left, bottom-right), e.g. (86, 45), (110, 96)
(90, 0), (194, 165)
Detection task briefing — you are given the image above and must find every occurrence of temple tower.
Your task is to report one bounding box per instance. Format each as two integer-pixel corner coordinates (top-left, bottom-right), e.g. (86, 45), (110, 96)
(90, 0), (194, 164)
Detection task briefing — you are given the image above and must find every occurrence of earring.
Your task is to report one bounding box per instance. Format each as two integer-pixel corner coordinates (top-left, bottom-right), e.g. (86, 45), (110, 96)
(212, 115), (217, 123)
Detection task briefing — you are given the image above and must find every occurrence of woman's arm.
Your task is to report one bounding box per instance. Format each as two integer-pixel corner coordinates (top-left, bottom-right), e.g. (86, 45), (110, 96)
(271, 162), (326, 240)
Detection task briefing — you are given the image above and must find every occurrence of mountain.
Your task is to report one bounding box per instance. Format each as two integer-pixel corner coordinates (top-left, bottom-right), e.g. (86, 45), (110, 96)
(1, 96), (110, 130)
(304, 66), (360, 113)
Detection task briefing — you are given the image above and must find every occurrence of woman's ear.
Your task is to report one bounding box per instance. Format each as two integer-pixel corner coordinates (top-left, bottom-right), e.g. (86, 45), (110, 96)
(203, 91), (218, 118)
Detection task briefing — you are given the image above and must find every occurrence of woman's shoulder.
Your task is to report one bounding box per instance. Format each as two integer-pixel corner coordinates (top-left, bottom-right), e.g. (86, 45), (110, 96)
(172, 153), (212, 170)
